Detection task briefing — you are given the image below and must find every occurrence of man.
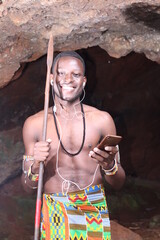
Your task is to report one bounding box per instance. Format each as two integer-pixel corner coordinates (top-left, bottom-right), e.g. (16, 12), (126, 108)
(22, 51), (126, 240)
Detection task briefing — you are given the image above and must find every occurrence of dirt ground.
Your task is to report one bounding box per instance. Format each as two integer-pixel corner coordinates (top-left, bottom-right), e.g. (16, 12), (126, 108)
(121, 218), (160, 239)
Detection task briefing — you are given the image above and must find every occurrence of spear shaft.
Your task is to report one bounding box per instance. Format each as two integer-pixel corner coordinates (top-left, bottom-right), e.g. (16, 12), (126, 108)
(34, 35), (54, 240)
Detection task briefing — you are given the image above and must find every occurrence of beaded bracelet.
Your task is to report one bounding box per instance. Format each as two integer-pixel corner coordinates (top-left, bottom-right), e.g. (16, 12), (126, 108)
(22, 155), (35, 174)
(104, 162), (118, 176)
(102, 158), (118, 176)
(28, 163), (39, 181)
(23, 155), (34, 161)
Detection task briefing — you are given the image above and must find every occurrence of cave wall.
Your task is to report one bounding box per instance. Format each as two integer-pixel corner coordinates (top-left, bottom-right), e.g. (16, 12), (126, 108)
(0, 46), (160, 185)
(0, 0), (160, 87)
(83, 47), (160, 180)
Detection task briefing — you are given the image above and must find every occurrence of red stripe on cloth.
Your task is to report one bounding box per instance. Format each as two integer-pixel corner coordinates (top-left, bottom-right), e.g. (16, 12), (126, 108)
(43, 196), (51, 240)
(68, 195), (87, 202)
(86, 217), (102, 224)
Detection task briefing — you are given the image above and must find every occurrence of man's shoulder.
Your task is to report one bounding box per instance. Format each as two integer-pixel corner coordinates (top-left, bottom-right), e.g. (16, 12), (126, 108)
(84, 104), (112, 120)
(23, 110), (44, 130)
(27, 110), (44, 121)
(84, 104), (100, 113)
(84, 104), (116, 134)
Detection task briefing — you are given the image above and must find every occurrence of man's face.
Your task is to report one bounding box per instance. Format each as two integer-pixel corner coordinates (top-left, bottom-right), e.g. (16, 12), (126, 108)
(53, 56), (86, 102)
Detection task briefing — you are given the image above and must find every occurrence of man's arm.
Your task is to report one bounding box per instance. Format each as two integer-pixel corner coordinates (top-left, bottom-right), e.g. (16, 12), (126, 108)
(89, 111), (126, 190)
(102, 155), (126, 190)
(21, 116), (39, 193)
(21, 116), (50, 193)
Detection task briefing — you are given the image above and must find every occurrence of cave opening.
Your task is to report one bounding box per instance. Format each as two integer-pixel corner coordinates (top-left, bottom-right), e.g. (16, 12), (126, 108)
(1, 45), (160, 180)
(0, 45), (160, 239)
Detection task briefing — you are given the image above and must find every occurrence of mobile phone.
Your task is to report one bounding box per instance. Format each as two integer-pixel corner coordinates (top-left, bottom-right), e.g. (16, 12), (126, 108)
(97, 134), (122, 150)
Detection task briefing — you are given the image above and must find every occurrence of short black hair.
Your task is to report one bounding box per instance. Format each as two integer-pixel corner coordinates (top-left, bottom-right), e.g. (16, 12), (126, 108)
(52, 51), (85, 75)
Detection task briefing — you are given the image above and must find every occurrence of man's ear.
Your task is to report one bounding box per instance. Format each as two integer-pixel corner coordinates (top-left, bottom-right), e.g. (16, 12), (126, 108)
(83, 77), (87, 88)
(50, 74), (54, 86)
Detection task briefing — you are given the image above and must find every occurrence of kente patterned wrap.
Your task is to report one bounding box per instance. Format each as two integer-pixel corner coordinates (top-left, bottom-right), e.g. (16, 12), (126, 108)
(40, 184), (111, 240)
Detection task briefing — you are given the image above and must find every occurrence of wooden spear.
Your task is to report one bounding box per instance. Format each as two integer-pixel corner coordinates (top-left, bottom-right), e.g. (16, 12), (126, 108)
(34, 35), (54, 240)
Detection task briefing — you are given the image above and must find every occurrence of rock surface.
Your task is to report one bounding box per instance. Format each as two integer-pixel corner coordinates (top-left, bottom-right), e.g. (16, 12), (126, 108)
(111, 220), (142, 240)
(0, 0), (160, 87)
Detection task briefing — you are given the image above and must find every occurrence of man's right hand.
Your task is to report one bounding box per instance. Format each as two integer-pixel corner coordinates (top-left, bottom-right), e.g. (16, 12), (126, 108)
(31, 139), (52, 174)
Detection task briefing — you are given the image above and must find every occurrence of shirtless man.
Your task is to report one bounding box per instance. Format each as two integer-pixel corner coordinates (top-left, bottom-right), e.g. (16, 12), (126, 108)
(22, 51), (125, 240)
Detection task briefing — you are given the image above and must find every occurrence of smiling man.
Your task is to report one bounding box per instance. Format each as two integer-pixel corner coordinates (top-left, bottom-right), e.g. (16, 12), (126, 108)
(22, 51), (126, 240)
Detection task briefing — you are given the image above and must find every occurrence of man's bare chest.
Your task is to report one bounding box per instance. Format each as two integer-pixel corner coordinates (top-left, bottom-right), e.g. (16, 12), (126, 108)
(46, 115), (101, 152)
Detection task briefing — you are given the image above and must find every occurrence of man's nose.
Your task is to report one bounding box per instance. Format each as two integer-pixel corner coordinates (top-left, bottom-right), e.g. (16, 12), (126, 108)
(64, 73), (72, 83)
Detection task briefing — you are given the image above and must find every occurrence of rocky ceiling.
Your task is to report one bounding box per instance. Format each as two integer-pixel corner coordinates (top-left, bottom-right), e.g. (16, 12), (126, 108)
(0, 0), (160, 88)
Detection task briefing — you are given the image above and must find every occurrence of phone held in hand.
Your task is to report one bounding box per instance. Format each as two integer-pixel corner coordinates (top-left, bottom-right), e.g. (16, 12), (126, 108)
(97, 134), (122, 150)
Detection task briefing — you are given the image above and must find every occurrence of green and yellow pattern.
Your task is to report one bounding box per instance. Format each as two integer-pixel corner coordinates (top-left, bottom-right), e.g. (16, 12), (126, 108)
(40, 184), (111, 240)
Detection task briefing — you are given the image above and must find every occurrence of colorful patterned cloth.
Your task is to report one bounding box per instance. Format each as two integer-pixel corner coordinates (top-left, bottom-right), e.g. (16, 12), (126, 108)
(40, 184), (111, 240)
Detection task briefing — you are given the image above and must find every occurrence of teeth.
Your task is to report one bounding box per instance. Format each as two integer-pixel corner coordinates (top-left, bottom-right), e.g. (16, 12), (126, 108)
(62, 86), (73, 90)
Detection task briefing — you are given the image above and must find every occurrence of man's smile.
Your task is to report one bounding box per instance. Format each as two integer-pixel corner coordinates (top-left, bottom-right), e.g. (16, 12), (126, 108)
(59, 84), (77, 95)
(61, 85), (75, 90)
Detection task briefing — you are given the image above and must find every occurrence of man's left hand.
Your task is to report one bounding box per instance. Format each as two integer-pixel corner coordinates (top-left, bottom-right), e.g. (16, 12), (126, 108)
(89, 145), (118, 170)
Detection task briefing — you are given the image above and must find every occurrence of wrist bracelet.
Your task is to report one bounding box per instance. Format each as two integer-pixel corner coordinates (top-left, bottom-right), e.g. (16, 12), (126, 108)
(28, 163), (39, 181)
(102, 159), (118, 176)
(22, 155), (34, 174)
(23, 155), (34, 161)
(102, 158), (116, 172)
(104, 162), (118, 176)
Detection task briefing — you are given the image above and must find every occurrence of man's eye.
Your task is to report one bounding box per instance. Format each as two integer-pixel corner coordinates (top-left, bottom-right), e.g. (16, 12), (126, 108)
(57, 71), (64, 76)
(72, 73), (81, 78)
